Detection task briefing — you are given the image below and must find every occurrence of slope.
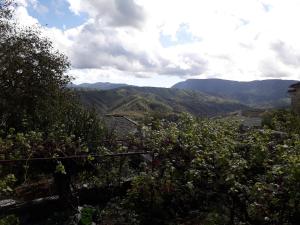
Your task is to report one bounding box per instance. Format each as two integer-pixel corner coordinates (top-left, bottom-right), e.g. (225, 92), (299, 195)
(172, 79), (297, 108)
(77, 86), (248, 117)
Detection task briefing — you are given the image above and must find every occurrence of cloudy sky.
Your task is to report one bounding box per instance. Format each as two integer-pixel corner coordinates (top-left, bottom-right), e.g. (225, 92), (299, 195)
(14, 0), (300, 87)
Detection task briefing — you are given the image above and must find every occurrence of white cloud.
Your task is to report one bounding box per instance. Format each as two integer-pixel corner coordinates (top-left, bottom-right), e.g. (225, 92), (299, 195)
(14, 0), (300, 86)
(14, 0), (39, 26)
(66, 0), (145, 29)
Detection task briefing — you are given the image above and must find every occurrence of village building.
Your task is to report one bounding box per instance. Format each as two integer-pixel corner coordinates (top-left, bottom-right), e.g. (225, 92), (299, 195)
(104, 114), (139, 141)
(288, 82), (300, 114)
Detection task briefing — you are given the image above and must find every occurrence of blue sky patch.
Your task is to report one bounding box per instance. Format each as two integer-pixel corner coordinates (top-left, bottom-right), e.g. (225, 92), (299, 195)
(28, 0), (87, 29)
(160, 24), (201, 48)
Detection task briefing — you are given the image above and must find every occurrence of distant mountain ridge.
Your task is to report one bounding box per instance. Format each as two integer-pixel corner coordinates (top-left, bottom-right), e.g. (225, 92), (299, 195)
(70, 82), (129, 90)
(172, 79), (297, 108)
(77, 86), (247, 117)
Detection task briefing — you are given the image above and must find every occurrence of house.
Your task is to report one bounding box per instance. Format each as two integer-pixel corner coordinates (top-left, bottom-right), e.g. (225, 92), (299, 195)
(288, 82), (300, 114)
(104, 114), (139, 140)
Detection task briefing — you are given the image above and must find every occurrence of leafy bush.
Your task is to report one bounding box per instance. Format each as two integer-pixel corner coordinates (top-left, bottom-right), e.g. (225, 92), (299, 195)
(79, 207), (95, 225)
(0, 215), (19, 225)
(121, 114), (300, 225)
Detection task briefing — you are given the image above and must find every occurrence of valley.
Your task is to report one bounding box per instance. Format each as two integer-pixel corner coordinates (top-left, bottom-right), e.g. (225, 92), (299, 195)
(75, 79), (295, 118)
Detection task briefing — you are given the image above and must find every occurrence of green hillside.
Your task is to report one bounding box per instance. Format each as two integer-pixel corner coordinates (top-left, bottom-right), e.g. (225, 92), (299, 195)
(77, 86), (248, 117)
(173, 79), (297, 108)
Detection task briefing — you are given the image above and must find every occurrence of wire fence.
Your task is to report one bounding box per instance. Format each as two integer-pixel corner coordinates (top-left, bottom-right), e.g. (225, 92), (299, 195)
(0, 151), (155, 217)
(0, 152), (152, 164)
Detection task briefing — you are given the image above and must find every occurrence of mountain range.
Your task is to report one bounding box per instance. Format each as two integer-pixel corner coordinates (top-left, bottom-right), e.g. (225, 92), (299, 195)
(173, 79), (296, 108)
(70, 82), (128, 90)
(77, 86), (247, 117)
(74, 79), (297, 117)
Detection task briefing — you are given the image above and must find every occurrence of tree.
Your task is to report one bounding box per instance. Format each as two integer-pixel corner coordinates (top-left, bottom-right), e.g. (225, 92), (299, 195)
(0, 0), (71, 131)
(0, 0), (106, 146)
(0, 0), (13, 32)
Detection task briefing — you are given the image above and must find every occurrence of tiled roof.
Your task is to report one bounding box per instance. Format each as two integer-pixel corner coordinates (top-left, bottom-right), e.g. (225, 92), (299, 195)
(104, 115), (138, 138)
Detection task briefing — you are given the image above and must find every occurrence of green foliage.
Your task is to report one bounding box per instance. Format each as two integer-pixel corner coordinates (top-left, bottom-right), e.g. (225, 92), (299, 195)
(0, 129), (84, 160)
(0, 128), (92, 198)
(79, 207), (95, 225)
(0, 0), (105, 186)
(97, 198), (140, 225)
(0, 3), (299, 225)
(60, 103), (105, 150)
(0, 174), (16, 195)
(55, 161), (66, 175)
(266, 109), (300, 133)
(1, 110), (299, 225)
(121, 114), (300, 225)
(0, 215), (19, 225)
(0, 0), (106, 145)
(0, 21), (71, 131)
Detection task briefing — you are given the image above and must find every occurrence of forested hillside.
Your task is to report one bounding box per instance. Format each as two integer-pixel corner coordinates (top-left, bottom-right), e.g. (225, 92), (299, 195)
(77, 86), (248, 117)
(173, 79), (297, 107)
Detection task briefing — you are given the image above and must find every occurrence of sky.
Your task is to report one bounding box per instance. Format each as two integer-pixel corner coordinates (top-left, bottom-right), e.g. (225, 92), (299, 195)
(14, 0), (300, 87)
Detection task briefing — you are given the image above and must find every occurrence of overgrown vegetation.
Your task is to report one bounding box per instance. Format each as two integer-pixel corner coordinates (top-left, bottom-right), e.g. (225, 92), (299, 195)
(0, 0), (105, 219)
(0, 1), (299, 225)
(122, 113), (300, 224)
